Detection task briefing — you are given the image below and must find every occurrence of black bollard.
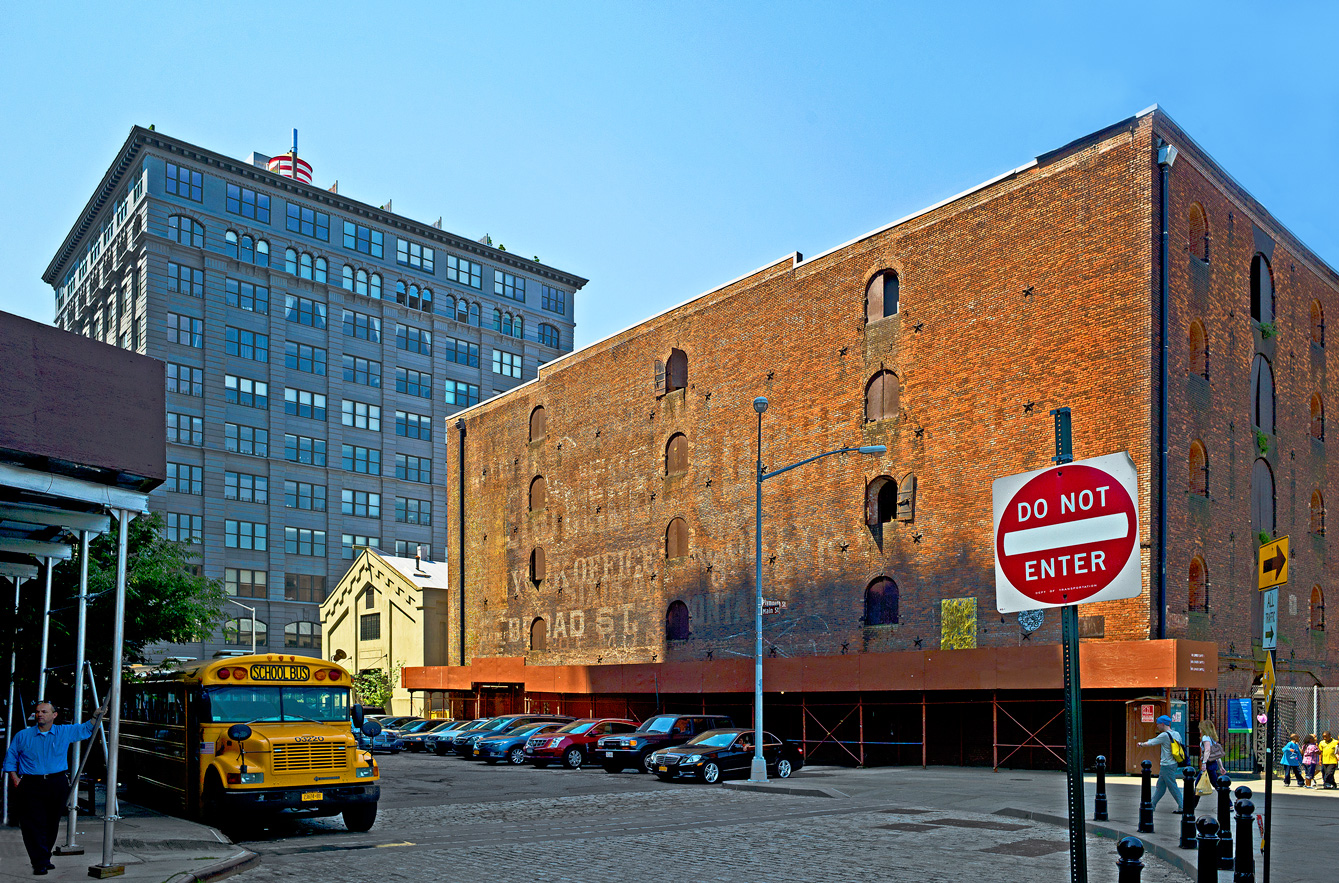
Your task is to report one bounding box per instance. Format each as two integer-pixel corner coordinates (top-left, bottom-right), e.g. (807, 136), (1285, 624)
(1179, 767), (1199, 849)
(1116, 836), (1144, 883)
(1197, 817), (1221, 883)
(1233, 798), (1256, 883)
(1095, 755), (1109, 821)
(1216, 773), (1234, 871)
(1138, 759), (1154, 833)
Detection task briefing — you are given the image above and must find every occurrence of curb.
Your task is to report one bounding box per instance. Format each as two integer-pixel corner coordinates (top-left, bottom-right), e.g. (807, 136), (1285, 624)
(722, 781), (850, 799)
(996, 807), (1196, 879)
(162, 846), (260, 883)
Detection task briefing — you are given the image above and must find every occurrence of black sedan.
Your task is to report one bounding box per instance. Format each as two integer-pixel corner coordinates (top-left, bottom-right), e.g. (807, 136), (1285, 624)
(649, 729), (803, 783)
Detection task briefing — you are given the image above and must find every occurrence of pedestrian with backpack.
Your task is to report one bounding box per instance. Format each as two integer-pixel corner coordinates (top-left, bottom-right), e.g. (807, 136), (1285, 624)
(1198, 718), (1226, 787)
(1138, 714), (1184, 813)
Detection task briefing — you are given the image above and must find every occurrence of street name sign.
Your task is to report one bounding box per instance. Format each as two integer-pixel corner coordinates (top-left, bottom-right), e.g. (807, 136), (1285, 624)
(761, 599), (787, 614)
(1262, 588), (1279, 650)
(1257, 536), (1289, 590)
(993, 452), (1140, 613)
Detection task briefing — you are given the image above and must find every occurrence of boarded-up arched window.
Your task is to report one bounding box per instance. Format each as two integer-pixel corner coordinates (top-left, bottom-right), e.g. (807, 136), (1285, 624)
(865, 577), (899, 625)
(665, 348), (688, 393)
(1312, 393), (1325, 440)
(1251, 458), (1275, 539)
(529, 406), (546, 442)
(530, 547), (546, 585)
(897, 474), (917, 522)
(529, 475), (546, 512)
(530, 618), (547, 650)
(1251, 254), (1274, 324)
(1188, 557), (1207, 611)
(1188, 203), (1209, 262)
(865, 476), (897, 526)
(1188, 321), (1207, 377)
(665, 517), (689, 558)
(666, 600), (690, 641)
(1188, 441), (1208, 496)
(1312, 491), (1326, 536)
(1312, 300), (1325, 346)
(665, 433), (688, 475)
(865, 370), (899, 421)
(1311, 586), (1325, 631)
(1250, 354), (1275, 433)
(865, 270), (900, 321)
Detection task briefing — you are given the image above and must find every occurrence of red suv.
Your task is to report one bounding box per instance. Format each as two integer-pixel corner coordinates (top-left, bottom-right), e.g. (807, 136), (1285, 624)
(525, 718), (640, 769)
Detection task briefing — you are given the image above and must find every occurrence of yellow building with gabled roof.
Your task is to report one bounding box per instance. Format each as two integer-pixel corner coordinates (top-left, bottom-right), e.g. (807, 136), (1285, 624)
(321, 548), (451, 713)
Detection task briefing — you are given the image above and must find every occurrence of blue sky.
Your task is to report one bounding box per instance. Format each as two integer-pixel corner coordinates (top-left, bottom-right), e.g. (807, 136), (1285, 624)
(2, 1), (1335, 347)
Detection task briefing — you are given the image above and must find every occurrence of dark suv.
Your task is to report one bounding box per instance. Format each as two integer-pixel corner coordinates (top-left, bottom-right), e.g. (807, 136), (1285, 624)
(596, 713), (733, 773)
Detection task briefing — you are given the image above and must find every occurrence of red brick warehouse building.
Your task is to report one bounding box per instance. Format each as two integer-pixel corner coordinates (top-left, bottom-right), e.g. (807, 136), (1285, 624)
(402, 107), (1336, 769)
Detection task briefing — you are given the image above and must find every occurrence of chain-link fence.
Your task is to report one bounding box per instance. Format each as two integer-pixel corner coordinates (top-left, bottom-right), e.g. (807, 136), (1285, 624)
(1277, 686), (1339, 739)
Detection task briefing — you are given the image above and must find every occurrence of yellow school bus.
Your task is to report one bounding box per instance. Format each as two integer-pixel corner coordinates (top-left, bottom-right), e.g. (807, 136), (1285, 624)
(121, 653), (380, 831)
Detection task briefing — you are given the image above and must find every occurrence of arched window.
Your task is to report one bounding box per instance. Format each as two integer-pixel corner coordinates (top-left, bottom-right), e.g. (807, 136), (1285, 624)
(420, 287), (432, 311)
(444, 294), (456, 316)
(167, 215), (204, 248)
(864, 577), (899, 625)
(502, 312), (513, 336)
(1251, 458), (1275, 539)
(1188, 441), (1208, 496)
(665, 517), (689, 558)
(529, 476), (546, 512)
(530, 547), (545, 586)
(865, 270), (899, 321)
(492, 308), (503, 331)
(353, 268), (367, 296)
(254, 239), (269, 266)
(1188, 557), (1207, 611)
(666, 600), (690, 641)
(529, 406), (547, 442)
(223, 618), (267, 647)
(1251, 253), (1274, 324)
(342, 264), (355, 291)
(1312, 490), (1326, 536)
(865, 370), (899, 421)
(539, 323), (560, 347)
(396, 280), (407, 304)
(865, 476), (897, 526)
(1188, 203), (1209, 261)
(1312, 393), (1325, 440)
(1311, 586), (1325, 631)
(1312, 300), (1325, 346)
(1188, 321), (1207, 377)
(369, 273), (382, 299)
(513, 315), (523, 338)
(665, 433), (688, 475)
(314, 256), (327, 284)
(225, 229), (239, 258)
(284, 621), (321, 651)
(469, 303), (480, 326)
(285, 247), (298, 275)
(530, 617), (547, 651)
(1250, 354), (1275, 433)
(299, 252), (313, 280)
(665, 348), (688, 392)
(457, 299), (470, 323)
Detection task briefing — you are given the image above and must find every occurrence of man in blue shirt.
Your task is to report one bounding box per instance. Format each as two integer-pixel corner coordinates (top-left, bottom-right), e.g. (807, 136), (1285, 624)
(4, 698), (108, 875)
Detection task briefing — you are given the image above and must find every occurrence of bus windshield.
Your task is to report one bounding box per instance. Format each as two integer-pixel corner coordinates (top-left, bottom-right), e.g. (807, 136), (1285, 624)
(204, 686), (350, 723)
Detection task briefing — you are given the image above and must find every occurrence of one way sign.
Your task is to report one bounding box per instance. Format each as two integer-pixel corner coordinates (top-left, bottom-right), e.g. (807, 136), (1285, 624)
(1258, 536), (1289, 591)
(1262, 588), (1278, 650)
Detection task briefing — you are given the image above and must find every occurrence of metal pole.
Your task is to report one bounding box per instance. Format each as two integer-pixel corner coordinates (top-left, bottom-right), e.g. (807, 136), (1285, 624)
(4, 576), (18, 827)
(1262, 651), (1274, 883)
(93, 509), (131, 875)
(750, 397), (767, 783)
(38, 558), (53, 700)
(59, 532), (91, 854)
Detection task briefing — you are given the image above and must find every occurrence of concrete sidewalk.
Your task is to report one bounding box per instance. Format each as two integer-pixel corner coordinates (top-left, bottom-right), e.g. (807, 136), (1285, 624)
(1, 798), (255, 883)
(733, 766), (1331, 883)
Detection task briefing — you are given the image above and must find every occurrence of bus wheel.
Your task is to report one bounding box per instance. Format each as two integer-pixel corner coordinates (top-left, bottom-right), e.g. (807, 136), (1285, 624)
(343, 804), (377, 833)
(202, 774), (226, 829)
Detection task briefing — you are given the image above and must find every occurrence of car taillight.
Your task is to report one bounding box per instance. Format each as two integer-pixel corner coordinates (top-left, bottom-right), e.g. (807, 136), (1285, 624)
(226, 773), (241, 784)
(232, 667), (247, 679)
(219, 668), (231, 680)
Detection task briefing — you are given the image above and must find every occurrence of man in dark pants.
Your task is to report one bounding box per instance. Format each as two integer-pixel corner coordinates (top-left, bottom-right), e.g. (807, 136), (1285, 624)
(3, 699), (107, 875)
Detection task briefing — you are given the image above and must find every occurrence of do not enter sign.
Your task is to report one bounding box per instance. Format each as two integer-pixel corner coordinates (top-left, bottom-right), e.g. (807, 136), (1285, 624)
(992, 451), (1141, 613)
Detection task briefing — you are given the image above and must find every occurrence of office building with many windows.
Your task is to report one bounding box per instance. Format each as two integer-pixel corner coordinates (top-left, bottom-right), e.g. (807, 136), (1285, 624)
(42, 126), (586, 660)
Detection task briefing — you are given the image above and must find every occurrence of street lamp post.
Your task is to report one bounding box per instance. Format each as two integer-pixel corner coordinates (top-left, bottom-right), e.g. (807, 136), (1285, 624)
(749, 395), (886, 783)
(225, 598), (258, 654)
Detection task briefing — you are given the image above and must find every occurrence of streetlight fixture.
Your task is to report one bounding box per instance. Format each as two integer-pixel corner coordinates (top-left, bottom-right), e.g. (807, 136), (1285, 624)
(750, 395), (886, 783)
(224, 598), (258, 654)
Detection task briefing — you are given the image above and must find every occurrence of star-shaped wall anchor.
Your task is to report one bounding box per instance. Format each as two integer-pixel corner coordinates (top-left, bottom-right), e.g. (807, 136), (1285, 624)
(767, 370), (775, 380)
(1022, 632), (1031, 641)
(840, 542), (850, 551)
(913, 637), (923, 649)
(705, 650), (714, 661)
(650, 492), (656, 501)
(595, 505), (601, 513)
(651, 653), (657, 662)
(840, 641), (850, 655)
(648, 572), (657, 581)
(839, 346), (848, 356)
(597, 656), (603, 663)
(595, 429), (601, 438)
(705, 478), (713, 487)
(512, 526), (519, 533)
(557, 443), (562, 451)
(913, 322), (924, 333)
(513, 457), (519, 466)
(768, 647), (778, 657)
(913, 533), (923, 543)
(1023, 402), (1035, 413)
(703, 391), (711, 401)
(648, 411), (655, 420)
(1023, 285), (1035, 298)
(914, 426), (924, 438)
(706, 563), (713, 573)
(768, 555), (777, 564)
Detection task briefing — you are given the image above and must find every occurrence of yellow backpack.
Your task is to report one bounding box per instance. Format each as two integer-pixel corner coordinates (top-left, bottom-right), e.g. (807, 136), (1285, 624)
(1170, 736), (1186, 763)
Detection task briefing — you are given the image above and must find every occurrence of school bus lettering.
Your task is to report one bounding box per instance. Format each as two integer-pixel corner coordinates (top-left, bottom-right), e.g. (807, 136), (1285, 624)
(249, 663), (312, 682)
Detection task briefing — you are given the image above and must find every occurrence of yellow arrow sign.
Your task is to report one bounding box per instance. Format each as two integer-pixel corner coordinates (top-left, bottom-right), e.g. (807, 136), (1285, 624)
(1262, 653), (1276, 709)
(1258, 536), (1289, 590)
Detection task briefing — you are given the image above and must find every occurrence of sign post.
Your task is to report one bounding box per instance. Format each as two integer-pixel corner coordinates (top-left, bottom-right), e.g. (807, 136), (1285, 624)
(1256, 538), (1286, 883)
(993, 412), (1142, 883)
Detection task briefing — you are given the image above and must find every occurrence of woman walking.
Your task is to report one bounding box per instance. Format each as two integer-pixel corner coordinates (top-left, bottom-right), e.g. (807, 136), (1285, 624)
(1320, 731), (1339, 789)
(1302, 734), (1320, 787)
(1198, 719), (1225, 787)
(1281, 733), (1304, 786)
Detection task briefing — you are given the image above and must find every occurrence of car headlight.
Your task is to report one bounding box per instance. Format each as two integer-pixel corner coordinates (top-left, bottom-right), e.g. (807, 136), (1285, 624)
(240, 772), (264, 784)
(549, 737), (565, 748)
(683, 754), (702, 764)
(356, 767), (375, 778)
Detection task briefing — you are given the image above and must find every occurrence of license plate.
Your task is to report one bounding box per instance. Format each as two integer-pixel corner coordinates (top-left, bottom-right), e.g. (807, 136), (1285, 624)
(301, 791), (322, 802)
(658, 765), (668, 772)
(605, 751), (613, 758)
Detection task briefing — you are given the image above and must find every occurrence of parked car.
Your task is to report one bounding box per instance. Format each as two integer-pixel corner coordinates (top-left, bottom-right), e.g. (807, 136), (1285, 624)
(369, 729), (405, 754)
(376, 715), (422, 731)
(526, 718), (640, 769)
(477, 722), (567, 765)
(402, 720), (461, 752)
(432, 719), (488, 756)
(457, 715), (575, 759)
(650, 729), (803, 783)
(597, 713), (734, 773)
(391, 719), (440, 738)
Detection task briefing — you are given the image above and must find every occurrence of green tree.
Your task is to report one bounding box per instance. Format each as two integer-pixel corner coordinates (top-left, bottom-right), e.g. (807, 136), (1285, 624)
(351, 661), (404, 712)
(3, 511), (224, 708)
